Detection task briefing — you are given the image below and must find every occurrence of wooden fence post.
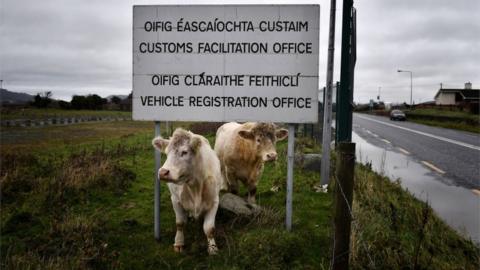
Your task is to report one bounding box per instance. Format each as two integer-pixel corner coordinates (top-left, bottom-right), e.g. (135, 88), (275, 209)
(333, 142), (356, 270)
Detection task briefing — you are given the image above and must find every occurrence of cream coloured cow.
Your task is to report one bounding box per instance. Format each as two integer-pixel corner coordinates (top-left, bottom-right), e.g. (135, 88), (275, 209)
(152, 128), (222, 255)
(214, 122), (288, 204)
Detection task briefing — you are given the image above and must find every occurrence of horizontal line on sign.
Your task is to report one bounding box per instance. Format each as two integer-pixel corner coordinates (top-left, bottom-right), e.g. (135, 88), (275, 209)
(132, 53), (320, 56)
(131, 97), (319, 101)
(421, 161), (446, 174)
(132, 27), (320, 31)
(134, 74), (319, 77)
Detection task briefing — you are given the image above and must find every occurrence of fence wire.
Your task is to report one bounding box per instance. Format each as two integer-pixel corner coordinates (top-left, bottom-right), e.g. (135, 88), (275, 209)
(329, 159), (376, 269)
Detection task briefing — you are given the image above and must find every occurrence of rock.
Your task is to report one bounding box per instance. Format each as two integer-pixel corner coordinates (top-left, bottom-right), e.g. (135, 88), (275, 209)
(303, 153), (322, 171)
(296, 153), (322, 172)
(219, 193), (261, 216)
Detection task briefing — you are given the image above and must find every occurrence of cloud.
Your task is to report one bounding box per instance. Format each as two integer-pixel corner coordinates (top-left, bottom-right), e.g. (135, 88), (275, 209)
(354, 0), (480, 103)
(0, 0), (478, 103)
(1, 0), (132, 100)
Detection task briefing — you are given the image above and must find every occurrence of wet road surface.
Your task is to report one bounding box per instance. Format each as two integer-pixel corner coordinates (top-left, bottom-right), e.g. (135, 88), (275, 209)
(352, 113), (480, 243)
(353, 113), (480, 189)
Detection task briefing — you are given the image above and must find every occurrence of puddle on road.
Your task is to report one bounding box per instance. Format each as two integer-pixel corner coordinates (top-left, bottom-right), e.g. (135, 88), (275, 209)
(352, 131), (480, 244)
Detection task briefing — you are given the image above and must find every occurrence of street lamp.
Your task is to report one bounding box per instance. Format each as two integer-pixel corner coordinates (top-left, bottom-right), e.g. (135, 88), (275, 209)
(397, 69), (413, 106)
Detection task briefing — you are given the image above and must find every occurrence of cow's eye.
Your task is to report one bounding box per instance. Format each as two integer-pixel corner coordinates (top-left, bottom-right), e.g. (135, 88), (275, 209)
(180, 151), (188, 157)
(256, 138), (261, 143)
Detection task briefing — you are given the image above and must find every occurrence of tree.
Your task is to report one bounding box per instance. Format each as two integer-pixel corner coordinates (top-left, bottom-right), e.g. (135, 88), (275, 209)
(71, 95), (87, 110)
(58, 100), (71, 109)
(70, 94), (107, 110)
(31, 91), (52, 108)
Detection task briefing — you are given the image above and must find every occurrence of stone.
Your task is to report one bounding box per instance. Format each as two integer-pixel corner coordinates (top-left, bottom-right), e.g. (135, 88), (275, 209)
(219, 193), (261, 216)
(295, 153), (322, 172)
(303, 153), (322, 171)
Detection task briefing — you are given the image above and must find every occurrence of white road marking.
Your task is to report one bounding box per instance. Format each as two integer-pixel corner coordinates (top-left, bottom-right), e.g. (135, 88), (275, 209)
(397, 147), (410, 155)
(356, 114), (480, 151)
(421, 161), (446, 174)
(381, 139), (391, 144)
(472, 189), (480, 196)
(366, 130), (379, 137)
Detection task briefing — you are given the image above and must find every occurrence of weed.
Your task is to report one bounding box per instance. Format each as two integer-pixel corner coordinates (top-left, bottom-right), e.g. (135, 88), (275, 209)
(350, 163), (479, 269)
(1, 122), (478, 269)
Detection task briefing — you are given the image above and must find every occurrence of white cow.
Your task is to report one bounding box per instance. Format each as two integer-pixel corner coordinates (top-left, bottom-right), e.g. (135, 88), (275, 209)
(152, 128), (222, 255)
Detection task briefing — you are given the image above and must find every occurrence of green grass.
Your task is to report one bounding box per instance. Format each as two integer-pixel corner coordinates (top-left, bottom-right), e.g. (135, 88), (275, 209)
(408, 108), (479, 120)
(0, 108), (131, 120)
(1, 121), (478, 269)
(351, 163), (479, 269)
(407, 118), (480, 134)
(0, 121), (153, 152)
(405, 108), (480, 133)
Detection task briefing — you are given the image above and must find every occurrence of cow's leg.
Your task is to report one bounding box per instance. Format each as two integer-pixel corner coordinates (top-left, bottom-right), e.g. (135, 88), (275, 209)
(226, 170), (239, 195)
(247, 183), (257, 204)
(171, 198), (187, 252)
(247, 168), (261, 204)
(203, 201), (219, 255)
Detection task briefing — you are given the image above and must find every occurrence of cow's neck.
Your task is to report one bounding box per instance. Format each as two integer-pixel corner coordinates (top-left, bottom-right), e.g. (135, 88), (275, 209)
(181, 176), (210, 218)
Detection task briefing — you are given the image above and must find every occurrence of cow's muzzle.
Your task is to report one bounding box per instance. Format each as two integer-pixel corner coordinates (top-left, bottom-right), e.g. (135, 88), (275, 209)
(264, 152), (278, 162)
(158, 168), (171, 180)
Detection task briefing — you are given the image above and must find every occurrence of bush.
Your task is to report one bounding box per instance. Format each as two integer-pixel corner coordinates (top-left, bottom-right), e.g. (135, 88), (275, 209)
(71, 94), (107, 110)
(31, 91), (52, 108)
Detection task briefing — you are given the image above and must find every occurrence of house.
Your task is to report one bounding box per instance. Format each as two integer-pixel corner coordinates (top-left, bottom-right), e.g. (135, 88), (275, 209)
(434, 82), (480, 106)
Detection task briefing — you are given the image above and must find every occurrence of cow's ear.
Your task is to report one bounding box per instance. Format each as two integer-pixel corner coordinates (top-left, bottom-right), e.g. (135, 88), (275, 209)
(152, 136), (169, 153)
(275, 129), (288, 141)
(238, 130), (255, 140)
(190, 136), (202, 153)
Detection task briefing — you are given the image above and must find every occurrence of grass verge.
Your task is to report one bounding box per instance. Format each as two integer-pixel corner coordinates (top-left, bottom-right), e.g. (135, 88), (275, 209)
(406, 118), (480, 134)
(405, 108), (480, 134)
(1, 121), (478, 269)
(0, 108), (131, 120)
(351, 163), (479, 269)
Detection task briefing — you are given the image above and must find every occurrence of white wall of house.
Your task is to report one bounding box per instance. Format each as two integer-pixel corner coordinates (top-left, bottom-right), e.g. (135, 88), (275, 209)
(435, 92), (456, 105)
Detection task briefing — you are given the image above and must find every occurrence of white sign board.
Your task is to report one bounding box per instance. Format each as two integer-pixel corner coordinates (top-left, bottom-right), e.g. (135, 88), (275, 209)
(133, 5), (319, 123)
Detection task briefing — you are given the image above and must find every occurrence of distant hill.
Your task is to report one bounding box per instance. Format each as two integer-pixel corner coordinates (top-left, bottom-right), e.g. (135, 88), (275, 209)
(0, 89), (34, 104)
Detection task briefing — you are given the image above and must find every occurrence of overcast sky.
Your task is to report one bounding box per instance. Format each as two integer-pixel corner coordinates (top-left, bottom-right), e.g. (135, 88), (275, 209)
(1, 0), (479, 103)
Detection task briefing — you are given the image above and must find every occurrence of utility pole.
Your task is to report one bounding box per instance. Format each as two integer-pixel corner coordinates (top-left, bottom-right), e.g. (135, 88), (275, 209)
(320, 0), (337, 186)
(336, 0), (356, 143)
(397, 69), (413, 106)
(333, 1), (356, 269)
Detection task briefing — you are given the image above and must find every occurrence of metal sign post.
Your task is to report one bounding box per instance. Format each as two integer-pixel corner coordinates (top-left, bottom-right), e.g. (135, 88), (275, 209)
(154, 121), (161, 240)
(321, 0), (338, 186)
(286, 124), (296, 231)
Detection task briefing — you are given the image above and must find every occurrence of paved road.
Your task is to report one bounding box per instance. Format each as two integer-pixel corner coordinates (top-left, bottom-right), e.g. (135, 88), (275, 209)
(353, 113), (480, 189)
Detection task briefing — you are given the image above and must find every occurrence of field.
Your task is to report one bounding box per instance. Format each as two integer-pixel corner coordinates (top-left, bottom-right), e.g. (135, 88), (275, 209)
(1, 118), (478, 269)
(0, 108), (131, 120)
(405, 108), (480, 134)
